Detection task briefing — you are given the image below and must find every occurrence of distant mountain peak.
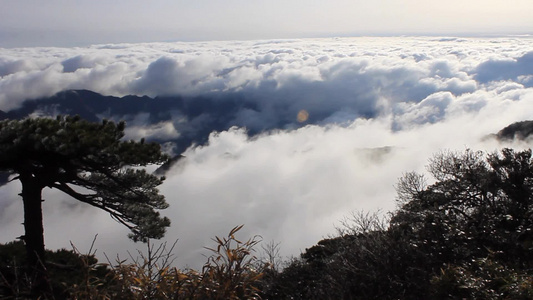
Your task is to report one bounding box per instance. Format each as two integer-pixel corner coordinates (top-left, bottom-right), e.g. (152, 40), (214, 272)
(496, 120), (533, 141)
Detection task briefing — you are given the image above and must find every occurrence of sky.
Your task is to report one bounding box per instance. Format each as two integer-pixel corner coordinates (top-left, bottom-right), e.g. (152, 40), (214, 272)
(0, 0), (532, 269)
(0, 0), (532, 47)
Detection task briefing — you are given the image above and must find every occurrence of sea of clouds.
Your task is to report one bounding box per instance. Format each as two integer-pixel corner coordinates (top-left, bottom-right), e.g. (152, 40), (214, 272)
(0, 36), (532, 268)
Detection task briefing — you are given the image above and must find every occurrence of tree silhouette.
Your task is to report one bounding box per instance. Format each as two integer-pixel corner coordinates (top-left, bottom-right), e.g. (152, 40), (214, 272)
(0, 116), (170, 295)
(264, 148), (533, 299)
(392, 148), (533, 266)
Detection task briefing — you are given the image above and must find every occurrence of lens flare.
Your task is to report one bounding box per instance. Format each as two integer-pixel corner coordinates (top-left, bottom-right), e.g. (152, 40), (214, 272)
(297, 110), (309, 123)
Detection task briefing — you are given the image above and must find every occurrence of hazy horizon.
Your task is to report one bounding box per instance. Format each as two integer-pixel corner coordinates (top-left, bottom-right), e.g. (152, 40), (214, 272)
(1, 0), (532, 48)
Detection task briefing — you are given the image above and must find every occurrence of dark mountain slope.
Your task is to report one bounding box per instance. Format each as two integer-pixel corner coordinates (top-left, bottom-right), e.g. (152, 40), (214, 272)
(3, 90), (531, 162)
(496, 120), (533, 141)
(1, 90), (263, 155)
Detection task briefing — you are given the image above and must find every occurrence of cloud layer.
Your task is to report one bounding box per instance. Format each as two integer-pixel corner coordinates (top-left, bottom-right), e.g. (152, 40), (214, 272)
(0, 37), (532, 268)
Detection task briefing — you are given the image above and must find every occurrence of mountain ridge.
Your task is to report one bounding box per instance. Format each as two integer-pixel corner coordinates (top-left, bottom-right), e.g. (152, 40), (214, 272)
(1, 89), (532, 163)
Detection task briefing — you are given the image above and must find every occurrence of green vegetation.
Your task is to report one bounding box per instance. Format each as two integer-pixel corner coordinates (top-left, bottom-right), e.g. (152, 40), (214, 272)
(0, 116), (169, 297)
(262, 148), (533, 299)
(0, 226), (266, 299)
(0, 116), (532, 299)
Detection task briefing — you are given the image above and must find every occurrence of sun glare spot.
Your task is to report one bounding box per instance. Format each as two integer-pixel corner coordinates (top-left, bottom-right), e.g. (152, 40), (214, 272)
(297, 110), (309, 123)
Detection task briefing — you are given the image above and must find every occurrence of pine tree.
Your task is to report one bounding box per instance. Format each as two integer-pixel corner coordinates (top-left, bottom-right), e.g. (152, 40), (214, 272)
(0, 116), (170, 296)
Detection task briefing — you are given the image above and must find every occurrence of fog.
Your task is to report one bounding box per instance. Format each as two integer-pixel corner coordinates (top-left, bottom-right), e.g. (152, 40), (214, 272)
(0, 36), (532, 268)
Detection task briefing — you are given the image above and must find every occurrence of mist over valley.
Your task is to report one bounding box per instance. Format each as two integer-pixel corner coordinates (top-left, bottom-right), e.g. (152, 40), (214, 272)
(0, 36), (532, 269)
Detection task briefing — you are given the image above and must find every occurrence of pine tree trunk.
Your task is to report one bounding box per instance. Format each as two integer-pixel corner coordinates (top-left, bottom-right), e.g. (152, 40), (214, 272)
(20, 174), (49, 296)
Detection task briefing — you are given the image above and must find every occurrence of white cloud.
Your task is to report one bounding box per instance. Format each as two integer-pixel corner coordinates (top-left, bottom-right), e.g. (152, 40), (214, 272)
(0, 37), (530, 116)
(475, 51), (533, 85)
(124, 121), (180, 141)
(0, 37), (532, 269)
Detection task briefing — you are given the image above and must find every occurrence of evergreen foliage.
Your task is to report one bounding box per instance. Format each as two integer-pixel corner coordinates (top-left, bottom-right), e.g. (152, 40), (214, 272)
(0, 115), (170, 296)
(263, 148), (533, 299)
(0, 240), (111, 299)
